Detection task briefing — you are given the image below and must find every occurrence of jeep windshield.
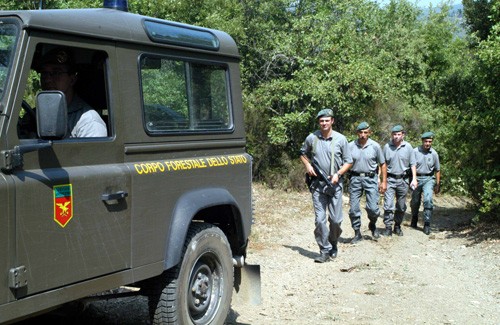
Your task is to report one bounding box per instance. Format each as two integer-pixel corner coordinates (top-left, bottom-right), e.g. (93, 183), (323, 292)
(0, 18), (20, 102)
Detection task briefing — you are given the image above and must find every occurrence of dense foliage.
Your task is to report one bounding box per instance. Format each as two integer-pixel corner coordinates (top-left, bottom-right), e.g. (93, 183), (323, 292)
(1, 0), (497, 220)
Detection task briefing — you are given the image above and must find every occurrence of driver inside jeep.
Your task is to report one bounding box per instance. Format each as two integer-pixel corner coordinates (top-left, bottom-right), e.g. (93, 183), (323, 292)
(18, 46), (107, 139)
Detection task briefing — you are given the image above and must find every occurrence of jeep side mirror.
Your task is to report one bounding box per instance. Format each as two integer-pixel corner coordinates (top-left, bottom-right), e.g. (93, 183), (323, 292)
(36, 91), (68, 139)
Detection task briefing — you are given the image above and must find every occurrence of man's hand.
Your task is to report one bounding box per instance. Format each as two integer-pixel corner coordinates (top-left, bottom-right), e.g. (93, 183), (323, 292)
(307, 163), (317, 177)
(410, 179), (418, 190)
(434, 183), (440, 194)
(331, 173), (340, 185)
(379, 180), (387, 194)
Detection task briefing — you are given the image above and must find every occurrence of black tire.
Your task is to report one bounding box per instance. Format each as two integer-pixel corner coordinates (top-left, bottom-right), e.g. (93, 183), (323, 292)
(148, 223), (234, 325)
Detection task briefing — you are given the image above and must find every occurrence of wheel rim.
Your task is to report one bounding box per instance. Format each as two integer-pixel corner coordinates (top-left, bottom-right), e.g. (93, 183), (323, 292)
(187, 252), (224, 324)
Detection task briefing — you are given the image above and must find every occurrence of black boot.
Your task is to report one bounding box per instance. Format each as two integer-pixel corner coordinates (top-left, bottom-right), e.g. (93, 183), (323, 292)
(351, 229), (362, 244)
(314, 252), (331, 263)
(329, 241), (338, 258)
(382, 227), (392, 236)
(394, 225), (403, 236)
(369, 222), (380, 238)
(423, 222), (431, 235)
(410, 216), (418, 228)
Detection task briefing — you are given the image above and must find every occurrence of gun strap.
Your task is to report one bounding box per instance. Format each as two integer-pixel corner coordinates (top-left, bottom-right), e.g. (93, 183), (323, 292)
(312, 133), (336, 176)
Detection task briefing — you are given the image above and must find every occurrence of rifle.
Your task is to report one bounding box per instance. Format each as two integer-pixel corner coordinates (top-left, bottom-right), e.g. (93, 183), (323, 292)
(309, 159), (336, 196)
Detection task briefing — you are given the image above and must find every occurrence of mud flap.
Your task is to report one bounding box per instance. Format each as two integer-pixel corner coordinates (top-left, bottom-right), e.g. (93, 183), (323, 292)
(233, 264), (261, 305)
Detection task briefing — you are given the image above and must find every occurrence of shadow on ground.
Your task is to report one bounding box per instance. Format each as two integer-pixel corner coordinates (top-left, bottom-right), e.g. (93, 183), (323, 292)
(404, 202), (500, 244)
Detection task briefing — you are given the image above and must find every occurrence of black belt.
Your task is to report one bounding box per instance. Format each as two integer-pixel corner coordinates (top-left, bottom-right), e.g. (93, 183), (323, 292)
(417, 172), (434, 176)
(351, 171), (377, 177)
(388, 173), (405, 179)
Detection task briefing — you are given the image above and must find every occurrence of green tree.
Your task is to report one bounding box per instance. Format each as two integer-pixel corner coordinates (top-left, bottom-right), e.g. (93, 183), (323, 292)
(462, 0), (495, 41)
(438, 1), (499, 208)
(0, 1), (101, 10)
(241, 0), (456, 186)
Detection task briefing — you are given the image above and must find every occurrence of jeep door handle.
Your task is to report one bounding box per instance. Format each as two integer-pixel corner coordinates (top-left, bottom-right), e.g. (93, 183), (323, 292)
(101, 191), (128, 201)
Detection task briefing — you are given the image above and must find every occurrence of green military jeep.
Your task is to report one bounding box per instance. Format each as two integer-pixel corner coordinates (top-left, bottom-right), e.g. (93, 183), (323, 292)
(0, 1), (258, 324)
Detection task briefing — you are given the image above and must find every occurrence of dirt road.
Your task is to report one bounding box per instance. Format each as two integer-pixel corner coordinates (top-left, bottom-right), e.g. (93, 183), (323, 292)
(226, 184), (500, 324)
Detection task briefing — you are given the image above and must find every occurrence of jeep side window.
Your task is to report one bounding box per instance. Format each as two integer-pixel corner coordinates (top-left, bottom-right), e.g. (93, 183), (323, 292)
(140, 56), (232, 133)
(18, 45), (110, 139)
(0, 20), (19, 102)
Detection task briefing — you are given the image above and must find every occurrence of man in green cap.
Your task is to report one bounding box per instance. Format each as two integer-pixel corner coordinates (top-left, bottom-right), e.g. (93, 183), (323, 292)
(300, 108), (353, 263)
(347, 122), (387, 243)
(410, 132), (441, 235)
(382, 125), (417, 236)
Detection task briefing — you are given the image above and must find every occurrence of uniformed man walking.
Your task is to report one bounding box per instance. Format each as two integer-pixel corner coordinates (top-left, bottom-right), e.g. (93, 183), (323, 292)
(300, 108), (353, 263)
(348, 122), (387, 243)
(382, 125), (417, 236)
(410, 132), (441, 235)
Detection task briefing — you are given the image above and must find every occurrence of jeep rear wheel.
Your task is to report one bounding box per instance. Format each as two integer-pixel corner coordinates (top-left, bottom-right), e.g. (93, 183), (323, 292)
(149, 223), (233, 325)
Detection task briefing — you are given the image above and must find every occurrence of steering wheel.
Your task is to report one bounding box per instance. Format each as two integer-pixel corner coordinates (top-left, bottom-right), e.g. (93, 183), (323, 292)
(22, 100), (36, 120)
(17, 100), (37, 139)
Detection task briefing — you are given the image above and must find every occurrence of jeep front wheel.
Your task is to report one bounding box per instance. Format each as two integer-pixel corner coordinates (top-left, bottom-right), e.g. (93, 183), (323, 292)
(149, 223), (234, 325)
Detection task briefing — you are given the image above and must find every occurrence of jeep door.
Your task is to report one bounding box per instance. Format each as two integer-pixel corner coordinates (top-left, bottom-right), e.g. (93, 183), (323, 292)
(12, 154), (131, 296)
(10, 41), (131, 297)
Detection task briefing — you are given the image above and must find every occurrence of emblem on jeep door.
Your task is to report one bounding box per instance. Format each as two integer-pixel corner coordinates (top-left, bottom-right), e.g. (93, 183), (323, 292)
(53, 184), (73, 227)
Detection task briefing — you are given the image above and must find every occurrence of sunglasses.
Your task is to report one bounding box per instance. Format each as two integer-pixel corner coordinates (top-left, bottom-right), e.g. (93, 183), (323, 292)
(40, 70), (70, 78)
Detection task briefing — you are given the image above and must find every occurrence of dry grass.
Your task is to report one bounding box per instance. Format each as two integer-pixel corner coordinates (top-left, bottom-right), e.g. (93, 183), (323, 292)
(250, 182), (312, 249)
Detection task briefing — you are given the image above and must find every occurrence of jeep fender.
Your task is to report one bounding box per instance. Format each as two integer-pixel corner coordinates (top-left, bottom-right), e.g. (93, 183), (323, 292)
(163, 187), (240, 270)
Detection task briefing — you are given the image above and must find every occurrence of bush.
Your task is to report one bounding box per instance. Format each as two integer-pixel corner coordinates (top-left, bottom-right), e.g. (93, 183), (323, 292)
(258, 153), (309, 192)
(474, 178), (500, 223)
